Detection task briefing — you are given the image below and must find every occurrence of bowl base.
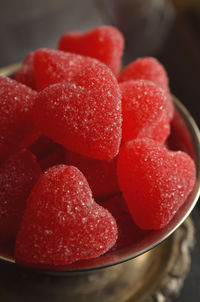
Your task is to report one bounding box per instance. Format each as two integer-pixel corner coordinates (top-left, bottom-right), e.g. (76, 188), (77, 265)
(0, 218), (194, 302)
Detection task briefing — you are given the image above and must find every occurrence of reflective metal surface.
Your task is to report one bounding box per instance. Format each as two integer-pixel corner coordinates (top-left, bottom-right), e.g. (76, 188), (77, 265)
(0, 217), (194, 301)
(0, 64), (199, 273)
(0, 63), (21, 77)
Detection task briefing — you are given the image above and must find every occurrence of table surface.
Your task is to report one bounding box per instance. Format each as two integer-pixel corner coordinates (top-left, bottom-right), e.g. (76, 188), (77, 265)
(0, 1), (200, 301)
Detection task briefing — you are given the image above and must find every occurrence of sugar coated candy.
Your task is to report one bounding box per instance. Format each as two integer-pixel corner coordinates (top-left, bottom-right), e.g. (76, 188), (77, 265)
(28, 135), (54, 159)
(58, 25), (124, 76)
(117, 138), (196, 230)
(103, 195), (149, 250)
(0, 76), (39, 161)
(66, 150), (120, 200)
(34, 48), (97, 91)
(119, 80), (170, 143)
(33, 62), (122, 160)
(15, 52), (36, 90)
(15, 165), (118, 267)
(118, 57), (174, 120)
(39, 143), (66, 172)
(0, 149), (41, 243)
(29, 135), (66, 169)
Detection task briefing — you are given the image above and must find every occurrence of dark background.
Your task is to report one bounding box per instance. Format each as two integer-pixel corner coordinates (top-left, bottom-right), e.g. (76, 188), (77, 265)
(0, 0), (200, 301)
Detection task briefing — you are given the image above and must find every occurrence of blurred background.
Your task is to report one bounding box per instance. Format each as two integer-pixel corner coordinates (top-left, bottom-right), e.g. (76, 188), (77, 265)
(0, 0), (200, 301)
(1, 0), (200, 126)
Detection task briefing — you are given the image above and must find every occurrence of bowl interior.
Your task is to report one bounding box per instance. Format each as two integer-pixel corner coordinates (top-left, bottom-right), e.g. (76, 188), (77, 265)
(0, 65), (200, 273)
(58, 96), (200, 272)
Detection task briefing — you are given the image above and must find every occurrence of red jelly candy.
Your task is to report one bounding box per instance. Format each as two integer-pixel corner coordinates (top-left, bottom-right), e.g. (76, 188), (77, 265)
(58, 25), (124, 76)
(103, 195), (149, 250)
(33, 63), (122, 160)
(0, 149), (41, 243)
(28, 135), (54, 160)
(0, 76), (39, 161)
(117, 138), (196, 230)
(118, 57), (174, 120)
(15, 165), (118, 267)
(119, 80), (169, 143)
(34, 48), (97, 91)
(15, 52), (36, 90)
(39, 143), (66, 172)
(150, 113), (170, 143)
(66, 150), (120, 200)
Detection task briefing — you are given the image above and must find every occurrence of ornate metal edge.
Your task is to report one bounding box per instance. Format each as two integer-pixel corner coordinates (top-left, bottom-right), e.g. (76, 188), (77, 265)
(144, 218), (195, 302)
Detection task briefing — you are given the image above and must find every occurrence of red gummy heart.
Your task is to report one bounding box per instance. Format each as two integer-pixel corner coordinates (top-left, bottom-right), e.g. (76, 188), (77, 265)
(117, 138), (196, 230)
(103, 195), (149, 250)
(0, 77), (39, 162)
(28, 135), (54, 159)
(15, 165), (118, 267)
(29, 135), (66, 170)
(58, 25), (124, 76)
(66, 150), (120, 200)
(33, 63), (122, 160)
(39, 143), (66, 172)
(0, 149), (41, 243)
(119, 80), (170, 143)
(34, 48), (97, 91)
(15, 52), (36, 90)
(118, 57), (174, 120)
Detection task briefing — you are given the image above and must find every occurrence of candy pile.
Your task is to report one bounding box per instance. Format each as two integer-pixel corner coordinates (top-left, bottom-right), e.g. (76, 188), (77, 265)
(0, 25), (196, 269)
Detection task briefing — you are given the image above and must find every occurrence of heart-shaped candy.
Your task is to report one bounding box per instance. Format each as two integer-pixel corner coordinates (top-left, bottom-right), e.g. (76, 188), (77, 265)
(58, 25), (124, 76)
(119, 80), (170, 143)
(0, 149), (41, 243)
(33, 48), (98, 91)
(117, 138), (196, 230)
(66, 150), (120, 200)
(39, 143), (66, 172)
(15, 165), (118, 267)
(103, 195), (148, 250)
(0, 76), (39, 162)
(15, 52), (36, 90)
(33, 62), (122, 160)
(118, 57), (174, 120)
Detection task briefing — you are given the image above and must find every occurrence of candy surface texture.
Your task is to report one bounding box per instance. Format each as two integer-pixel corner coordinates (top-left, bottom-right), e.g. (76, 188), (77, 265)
(0, 149), (41, 243)
(34, 48), (98, 91)
(0, 76), (38, 161)
(15, 52), (36, 89)
(66, 150), (120, 199)
(118, 57), (174, 120)
(103, 195), (148, 250)
(119, 80), (169, 143)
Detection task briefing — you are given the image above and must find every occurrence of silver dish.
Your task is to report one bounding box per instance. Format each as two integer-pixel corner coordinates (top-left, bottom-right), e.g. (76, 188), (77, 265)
(0, 63), (199, 273)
